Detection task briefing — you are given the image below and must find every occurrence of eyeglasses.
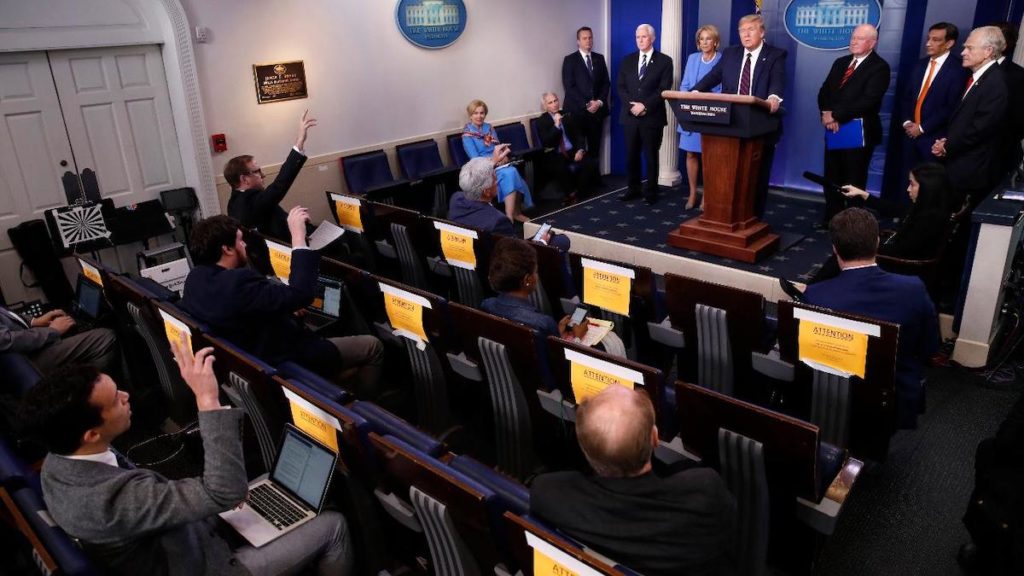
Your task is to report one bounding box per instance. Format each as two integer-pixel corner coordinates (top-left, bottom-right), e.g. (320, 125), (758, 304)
(243, 168), (264, 177)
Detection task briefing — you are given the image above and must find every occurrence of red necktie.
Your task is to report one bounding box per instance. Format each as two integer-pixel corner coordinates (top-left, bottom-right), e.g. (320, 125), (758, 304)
(963, 74), (975, 97)
(739, 53), (752, 95)
(839, 59), (857, 88)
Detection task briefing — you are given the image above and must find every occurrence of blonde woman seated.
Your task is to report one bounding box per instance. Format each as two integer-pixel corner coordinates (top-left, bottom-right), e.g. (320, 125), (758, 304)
(462, 99), (534, 223)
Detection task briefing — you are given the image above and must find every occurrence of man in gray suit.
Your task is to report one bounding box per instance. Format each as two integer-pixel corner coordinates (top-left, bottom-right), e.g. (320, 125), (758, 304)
(0, 305), (116, 374)
(19, 338), (352, 576)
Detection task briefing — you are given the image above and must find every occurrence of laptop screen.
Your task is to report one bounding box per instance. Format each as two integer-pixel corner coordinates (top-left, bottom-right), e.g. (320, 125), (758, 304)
(309, 277), (342, 318)
(271, 426), (336, 510)
(76, 275), (103, 319)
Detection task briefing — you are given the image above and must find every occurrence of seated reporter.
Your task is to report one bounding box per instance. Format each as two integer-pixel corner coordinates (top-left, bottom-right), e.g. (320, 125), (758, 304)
(536, 92), (600, 205)
(481, 237), (586, 342)
(18, 339), (352, 576)
(181, 208), (383, 398)
(449, 157), (571, 252)
(0, 305), (117, 375)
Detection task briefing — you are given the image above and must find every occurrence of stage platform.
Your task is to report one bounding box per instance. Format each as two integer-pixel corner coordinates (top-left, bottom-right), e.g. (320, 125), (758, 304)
(525, 184), (836, 303)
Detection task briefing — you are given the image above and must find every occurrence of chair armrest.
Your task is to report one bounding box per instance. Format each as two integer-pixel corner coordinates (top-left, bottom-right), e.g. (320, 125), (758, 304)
(374, 239), (397, 259)
(795, 455), (864, 535)
(426, 256), (452, 277)
(374, 489), (423, 532)
(363, 179), (411, 197)
(875, 253), (940, 267)
(653, 436), (702, 467)
(647, 318), (685, 349)
(536, 389), (576, 423)
(447, 351), (483, 381)
(751, 350), (794, 382)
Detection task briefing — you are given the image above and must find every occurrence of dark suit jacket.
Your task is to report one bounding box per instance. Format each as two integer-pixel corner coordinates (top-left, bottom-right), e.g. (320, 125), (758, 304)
(693, 44), (787, 100)
(616, 50), (674, 127)
(41, 410), (249, 576)
(803, 266), (938, 429)
(447, 192), (514, 236)
(531, 468), (736, 576)
(817, 52), (891, 146)
(944, 63), (1009, 194)
(562, 51), (610, 117)
(227, 148), (306, 241)
(181, 249), (340, 373)
(901, 55), (968, 157)
(999, 58), (1024, 173)
(535, 112), (587, 155)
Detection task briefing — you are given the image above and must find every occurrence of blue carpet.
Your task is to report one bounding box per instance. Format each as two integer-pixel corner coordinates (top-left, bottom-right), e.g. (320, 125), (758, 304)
(535, 186), (838, 280)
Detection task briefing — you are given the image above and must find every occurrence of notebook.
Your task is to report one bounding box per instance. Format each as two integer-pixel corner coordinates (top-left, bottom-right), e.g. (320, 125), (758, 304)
(305, 276), (343, 332)
(219, 424), (337, 547)
(825, 118), (865, 150)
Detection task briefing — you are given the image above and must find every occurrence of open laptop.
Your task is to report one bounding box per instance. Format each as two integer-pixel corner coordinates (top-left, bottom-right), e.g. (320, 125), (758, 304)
(219, 424), (337, 547)
(304, 276), (343, 332)
(68, 274), (105, 331)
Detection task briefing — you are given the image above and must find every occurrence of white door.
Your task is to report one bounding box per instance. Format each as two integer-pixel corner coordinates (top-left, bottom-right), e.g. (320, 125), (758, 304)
(49, 44), (186, 206)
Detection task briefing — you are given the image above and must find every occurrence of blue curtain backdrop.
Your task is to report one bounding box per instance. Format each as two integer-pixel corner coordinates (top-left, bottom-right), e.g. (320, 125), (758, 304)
(608, 0), (1018, 202)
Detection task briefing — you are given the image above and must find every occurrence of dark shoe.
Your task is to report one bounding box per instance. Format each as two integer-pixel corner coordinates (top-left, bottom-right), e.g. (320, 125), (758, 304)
(619, 192), (641, 202)
(778, 277), (804, 302)
(644, 195), (658, 206)
(562, 192), (579, 207)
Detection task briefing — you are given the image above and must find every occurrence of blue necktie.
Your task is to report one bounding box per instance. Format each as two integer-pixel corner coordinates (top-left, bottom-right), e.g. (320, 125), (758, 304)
(639, 54), (648, 80)
(585, 54), (593, 76)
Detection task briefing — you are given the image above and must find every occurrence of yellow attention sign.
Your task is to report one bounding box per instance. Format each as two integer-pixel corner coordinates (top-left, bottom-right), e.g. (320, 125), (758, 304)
(282, 388), (341, 453)
(79, 261), (103, 287)
(267, 243), (292, 283)
(439, 229), (476, 270)
(533, 548), (580, 576)
(524, 531), (601, 576)
(159, 310), (192, 352)
(570, 362), (634, 404)
(332, 195), (363, 232)
(380, 283), (430, 342)
(798, 320), (869, 378)
(581, 258), (634, 316)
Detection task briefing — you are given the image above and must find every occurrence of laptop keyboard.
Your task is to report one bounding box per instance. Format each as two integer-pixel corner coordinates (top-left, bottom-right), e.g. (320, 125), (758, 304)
(247, 484), (306, 530)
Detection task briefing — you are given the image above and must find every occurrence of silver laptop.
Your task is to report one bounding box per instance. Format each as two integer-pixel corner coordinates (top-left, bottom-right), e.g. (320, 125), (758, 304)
(304, 276), (343, 332)
(219, 424), (337, 547)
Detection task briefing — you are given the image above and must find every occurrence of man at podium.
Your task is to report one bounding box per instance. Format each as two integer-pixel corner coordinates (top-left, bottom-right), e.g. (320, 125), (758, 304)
(692, 14), (786, 217)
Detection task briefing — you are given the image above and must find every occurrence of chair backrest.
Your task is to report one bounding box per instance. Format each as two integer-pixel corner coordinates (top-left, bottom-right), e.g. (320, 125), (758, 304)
(368, 432), (502, 576)
(810, 371), (852, 449)
(775, 301), (899, 461)
(493, 122), (532, 154)
(675, 381), (822, 502)
(428, 217), (496, 308)
(1, 484), (101, 575)
(447, 132), (470, 167)
(528, 117), (544, 151)
(531, 239), (574, 313)
(396, 139), (446, 180)
(503, 512), (627, 576)
(202, 334), (284, 474)
(718, 428), (770, 576)
(664, 273), (765, 400)
(0, 351), (42, 398)
(695, 303), (734, 396)
(569, 254), (656, 362)
(341, 149), (397, 195)
(447, 303), (549, 479)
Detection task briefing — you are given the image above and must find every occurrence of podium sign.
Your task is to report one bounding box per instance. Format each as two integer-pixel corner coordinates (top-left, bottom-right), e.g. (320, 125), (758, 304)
(663, 91), (780, 263)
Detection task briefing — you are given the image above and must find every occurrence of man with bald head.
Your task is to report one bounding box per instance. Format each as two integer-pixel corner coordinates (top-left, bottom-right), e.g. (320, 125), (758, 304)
(531, 385), (736, 575)
(817, 24), (891, 226)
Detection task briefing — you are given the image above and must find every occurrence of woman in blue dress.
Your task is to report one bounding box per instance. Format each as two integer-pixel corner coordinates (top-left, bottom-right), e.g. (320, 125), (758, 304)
(678, 25), (722, 210)
(462, 99), (533, 223)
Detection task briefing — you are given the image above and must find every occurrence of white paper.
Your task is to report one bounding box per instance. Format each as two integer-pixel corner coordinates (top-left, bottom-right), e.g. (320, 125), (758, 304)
(141, 258), (191, 296)
(309, 220), (345, 251)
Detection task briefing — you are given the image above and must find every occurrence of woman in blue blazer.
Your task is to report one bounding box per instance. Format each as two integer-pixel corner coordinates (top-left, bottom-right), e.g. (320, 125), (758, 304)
(677, 25), (722, 210)
(462, 99), (534, 223)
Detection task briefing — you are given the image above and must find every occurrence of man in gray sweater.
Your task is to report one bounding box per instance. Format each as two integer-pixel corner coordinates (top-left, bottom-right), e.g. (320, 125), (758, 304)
(19, 336), (352, 576)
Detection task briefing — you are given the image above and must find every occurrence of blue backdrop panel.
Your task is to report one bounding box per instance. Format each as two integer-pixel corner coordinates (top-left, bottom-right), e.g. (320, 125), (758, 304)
(609, 1), (663, 176)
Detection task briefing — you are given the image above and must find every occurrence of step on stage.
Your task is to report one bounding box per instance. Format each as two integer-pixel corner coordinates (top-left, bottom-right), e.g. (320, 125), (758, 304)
(526, 186), (833, 300)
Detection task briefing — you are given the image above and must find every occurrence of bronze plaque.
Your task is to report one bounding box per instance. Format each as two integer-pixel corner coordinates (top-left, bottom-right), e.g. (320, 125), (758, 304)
(253, 61), (308, 104)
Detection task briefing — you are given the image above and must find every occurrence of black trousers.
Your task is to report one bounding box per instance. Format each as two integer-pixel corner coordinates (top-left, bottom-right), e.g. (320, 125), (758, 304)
(539, 152), (600, 199)
(823, 145), (874, 222)
(754, 138), (778, 218)
(624, 122), (663, 198)
(578, 111), (606, 158)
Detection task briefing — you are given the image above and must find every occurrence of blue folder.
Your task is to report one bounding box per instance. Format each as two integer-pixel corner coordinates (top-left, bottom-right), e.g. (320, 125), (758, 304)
(825, 118), (865, 150)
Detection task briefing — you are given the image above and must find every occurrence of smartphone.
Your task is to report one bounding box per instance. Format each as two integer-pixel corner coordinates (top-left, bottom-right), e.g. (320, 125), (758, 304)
(532, 223), (552, 242)
(569, 305), (589, 328)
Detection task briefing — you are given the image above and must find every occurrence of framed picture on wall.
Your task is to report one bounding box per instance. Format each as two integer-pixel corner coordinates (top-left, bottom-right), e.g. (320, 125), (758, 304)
(252, 60), (308, 104)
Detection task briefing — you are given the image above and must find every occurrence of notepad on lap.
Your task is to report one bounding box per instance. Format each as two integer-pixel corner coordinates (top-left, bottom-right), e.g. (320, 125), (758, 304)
(825, 118), (865, 150)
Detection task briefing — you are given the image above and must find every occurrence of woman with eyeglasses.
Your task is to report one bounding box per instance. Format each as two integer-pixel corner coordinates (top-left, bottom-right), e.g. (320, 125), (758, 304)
(462, 99), (534, 224)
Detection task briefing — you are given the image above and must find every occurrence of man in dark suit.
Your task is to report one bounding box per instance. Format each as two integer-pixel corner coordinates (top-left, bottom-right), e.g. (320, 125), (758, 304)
(817, 25), (891, 225)
(932, 26), (1009, 208)
(994, 21), (1024, 179)
(19, 348), (351, 576)
(536, 92), (600, 203)
(693, 13), (786, 216)
(531, 385), (736, 575)
(1, 305), (116, 375)
(181, 209), (384, 398)
(803, 208), (939, 429)
(226, 110), (316, 241)
(562, 26), (610, 160)
(617, 23), (674, 205)
(900, 22), (967, 167)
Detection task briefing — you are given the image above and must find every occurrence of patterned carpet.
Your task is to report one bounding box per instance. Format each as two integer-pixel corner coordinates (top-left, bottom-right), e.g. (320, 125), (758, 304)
(534, 183), (836, 280)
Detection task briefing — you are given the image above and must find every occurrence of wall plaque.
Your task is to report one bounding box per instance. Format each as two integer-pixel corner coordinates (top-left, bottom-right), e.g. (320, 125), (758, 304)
(252, 61), (308, 104)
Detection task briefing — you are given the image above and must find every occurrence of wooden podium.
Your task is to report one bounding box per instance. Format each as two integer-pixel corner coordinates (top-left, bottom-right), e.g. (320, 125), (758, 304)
(663, 91), (780, 263)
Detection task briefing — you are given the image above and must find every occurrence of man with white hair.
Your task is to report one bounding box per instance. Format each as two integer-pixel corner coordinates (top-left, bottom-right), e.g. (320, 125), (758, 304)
(535, 91), (599, 204)
(531, 385), (736, 574)
(932, 25), (1010, 209)
(616, 24), (674, 205)
(817, 24), (891, 226)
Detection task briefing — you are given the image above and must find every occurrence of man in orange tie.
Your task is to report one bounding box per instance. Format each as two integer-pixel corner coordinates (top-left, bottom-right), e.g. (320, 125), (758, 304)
(900, 23), (967, 167)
